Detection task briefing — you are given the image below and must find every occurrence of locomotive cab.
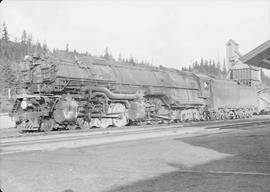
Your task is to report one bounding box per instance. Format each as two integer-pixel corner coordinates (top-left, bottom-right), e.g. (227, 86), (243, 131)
(194, 73), (212, 100)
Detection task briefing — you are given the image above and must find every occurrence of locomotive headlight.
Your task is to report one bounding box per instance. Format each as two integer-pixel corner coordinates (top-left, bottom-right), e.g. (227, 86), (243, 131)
(21, 100), (28, 109)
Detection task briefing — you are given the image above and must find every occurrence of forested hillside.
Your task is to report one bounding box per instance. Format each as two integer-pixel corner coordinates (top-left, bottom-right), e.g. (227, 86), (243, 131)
(0, 23), (154, 96)
(0, 22), (49, 96)
(182, 58), (228, 79)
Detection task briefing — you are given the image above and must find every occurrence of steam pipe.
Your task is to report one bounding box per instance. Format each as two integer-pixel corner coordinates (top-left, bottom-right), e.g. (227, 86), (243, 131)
(84, 87), (140, 100)
(90, 91), (131, 109)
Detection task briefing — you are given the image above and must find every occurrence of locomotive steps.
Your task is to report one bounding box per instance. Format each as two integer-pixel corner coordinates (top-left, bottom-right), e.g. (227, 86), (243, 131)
(0, 118), (269, 155)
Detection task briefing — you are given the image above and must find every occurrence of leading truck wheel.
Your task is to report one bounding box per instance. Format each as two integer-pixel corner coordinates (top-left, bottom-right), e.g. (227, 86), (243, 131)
(40, 119), (55, 132)
(17, 121), (34, 132)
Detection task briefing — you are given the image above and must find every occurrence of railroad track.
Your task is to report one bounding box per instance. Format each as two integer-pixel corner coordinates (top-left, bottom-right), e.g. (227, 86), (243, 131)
(0, 118), (269, 155)
(1, 116), (269, 140)
(1, 118), (269, 145)
(1, 117), (269, 142)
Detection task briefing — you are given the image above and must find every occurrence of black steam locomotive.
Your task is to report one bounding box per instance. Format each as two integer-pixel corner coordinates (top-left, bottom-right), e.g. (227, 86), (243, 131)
(10, 54), (258, 131)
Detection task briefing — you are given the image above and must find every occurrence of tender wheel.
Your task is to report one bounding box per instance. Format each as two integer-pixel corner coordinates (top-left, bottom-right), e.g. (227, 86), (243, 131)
(214, 114), (220, 120)
(181, 114), (186, 122)
(220, 114), (225, 120)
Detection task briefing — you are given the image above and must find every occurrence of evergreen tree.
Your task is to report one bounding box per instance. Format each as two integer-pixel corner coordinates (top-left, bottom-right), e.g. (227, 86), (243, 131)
(200, 57), (204, 65)
(118, 53), (122, 61)
(21, 30), (27, 44)
(104, 47), (110, 59)
(222, 58), (227, 75)
(2, 22), (9, 42)
(187, 58), (228, 79)
(129, 56), (135, 63)
(26, 33), (33, 54)
(217, 60), (221, 69)
(33, 40), (43, 56)
(42, 40), (48, 54)
(65, 44), (69, 52)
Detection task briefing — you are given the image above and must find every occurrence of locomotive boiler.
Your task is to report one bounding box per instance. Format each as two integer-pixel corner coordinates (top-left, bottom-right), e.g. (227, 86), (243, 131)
(9, 54), (258, 131)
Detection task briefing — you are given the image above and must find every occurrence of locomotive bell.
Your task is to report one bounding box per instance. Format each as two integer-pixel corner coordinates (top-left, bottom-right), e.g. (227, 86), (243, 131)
(53, 95), (78, 124)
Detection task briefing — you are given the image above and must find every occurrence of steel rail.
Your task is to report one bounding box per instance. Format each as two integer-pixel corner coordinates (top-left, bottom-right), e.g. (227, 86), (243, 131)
(1, 117), (269, 140)
(1, 119), (269, 147)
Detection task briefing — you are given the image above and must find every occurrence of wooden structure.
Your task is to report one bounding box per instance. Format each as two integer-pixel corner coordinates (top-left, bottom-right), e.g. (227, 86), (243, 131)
(240, 40), (270, 70)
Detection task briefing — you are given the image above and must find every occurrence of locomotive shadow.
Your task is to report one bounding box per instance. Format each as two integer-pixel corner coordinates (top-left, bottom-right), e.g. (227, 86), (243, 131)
(104, 129), (270, 192)
(103, 158), (270, 192)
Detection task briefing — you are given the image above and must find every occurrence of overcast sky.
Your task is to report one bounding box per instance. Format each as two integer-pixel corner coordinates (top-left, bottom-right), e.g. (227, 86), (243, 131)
(0, 0), (270, 71)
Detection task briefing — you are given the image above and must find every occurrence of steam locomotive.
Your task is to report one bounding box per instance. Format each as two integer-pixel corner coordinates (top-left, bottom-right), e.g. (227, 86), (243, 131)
(9, 54), (259, 131)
